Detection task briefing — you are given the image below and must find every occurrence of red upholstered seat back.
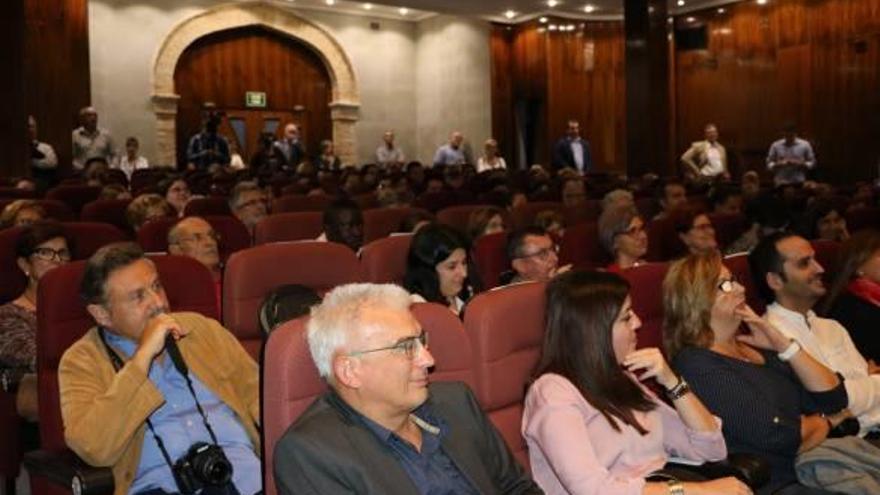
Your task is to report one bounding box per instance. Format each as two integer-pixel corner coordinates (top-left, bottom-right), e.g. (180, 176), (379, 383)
(811, 239), (841, 288)
(136, 216), (178, 252)
(254, 212), (323, 245)
(363, 207), (421, 242)
(846, 207), (880, 233)
(45, 185), (101, 215)
(724, 253), (766, 314)
(471, 231), (509, 290)
(463, 281), (547, 470)
(646, 217), (684, 261)
(360, 234), (412, 284)
(709, 213), (747, 251)
(36, 255), (219, 451)
(35, 199), (76, 222)
(80, 199), (134, 236)
(136, 215), (250, 262)
(184, 197), (233, 217)
(223, 242), (363, 357)
(618, 262), (670, 351)
(414, 302), (476, 390)
(271, 194), (334, 213)
(436, 205), (492, 234)
(558, 221), (607, 269)
(563, 201), (600, 225)
(0, 227), (28, 304)
(63, 222), (129, 260)
(510, 202), (565, 230)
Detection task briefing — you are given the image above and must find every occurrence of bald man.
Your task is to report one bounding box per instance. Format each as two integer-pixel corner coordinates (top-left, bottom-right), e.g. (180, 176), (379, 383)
(72, 106), (115, 170)
(168, 216), (222, 309)
(432, 131), (467, 168)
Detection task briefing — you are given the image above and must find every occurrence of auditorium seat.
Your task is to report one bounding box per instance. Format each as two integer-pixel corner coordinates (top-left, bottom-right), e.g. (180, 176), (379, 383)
(811, 239), (840, 287)
(129, 169), (163, 195)
(360, 234), (412, 284)
(845, 206), (880, 233)
(35, 200), (76, 223)
(79, 199), (133, 236)
(724, 253), (766, 314)
(0, 187), (38, 199)
(635, 196), (658, 220)
(183, 196), (232, 217)
(135, 217), (178, 253)
(136, 215), (251, 262)
(563, 199), (600, 226)
(223, 242), (363, 358)
(436, 204), (492, 234)
(62, 222), (129, 261)
(618, 262), (670, 351)
(25, 255), (219, 495)
(558, 221), (606, 270)
(510, 201), (564, 231)
(645, 216), (684, 262)
(709, 213), (747, 251)
(363, 207), (420, 242)
(352, 192), (378, 210)
(271, 194), (334, 213)
(254, 211), (323, 245)
(45, 185), (101, 216)
(471, 231), (508, 290)
(462, 281), (547, 469)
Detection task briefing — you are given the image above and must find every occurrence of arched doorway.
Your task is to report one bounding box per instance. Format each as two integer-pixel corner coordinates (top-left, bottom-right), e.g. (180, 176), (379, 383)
(174, 26), (332, 166)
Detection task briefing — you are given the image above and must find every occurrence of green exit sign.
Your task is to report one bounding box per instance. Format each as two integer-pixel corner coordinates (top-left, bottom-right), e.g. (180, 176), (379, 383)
(245, 91), (267, 108)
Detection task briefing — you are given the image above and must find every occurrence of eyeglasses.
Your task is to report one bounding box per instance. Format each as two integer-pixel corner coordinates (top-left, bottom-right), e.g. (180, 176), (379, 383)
(237, 198), (267, 209)
(691, 222), (715, 232)
(175, 231), (220, 244)
(516, 244), (559, 261)
(348, 330), (429, 360)
(616, 223), (646, 237)
(717, 275), (739, 293)
(32, 247), (72, 262)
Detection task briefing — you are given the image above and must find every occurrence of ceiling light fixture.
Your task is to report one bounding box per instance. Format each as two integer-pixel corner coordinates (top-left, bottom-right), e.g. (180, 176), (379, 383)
(399, 7), (409, 15)
(756, 0), (768, 4)
(504, 10), (517, 19)
(549, 24), (558, 31)
(539, 16), (548, 23)
(686, 16), (696, 22)
(325, 0), (335, 5)
(583, 4), (595, 13)
(677, 0), (685, 5)
(717, 7), (725, 13)
(547, 0), (559, 8)
(363, 3), (373, 9)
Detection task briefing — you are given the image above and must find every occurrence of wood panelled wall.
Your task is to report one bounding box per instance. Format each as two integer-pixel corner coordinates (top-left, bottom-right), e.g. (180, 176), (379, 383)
(174, 26), (332, 165)
(492, 0), (880, 183)
(0, 0), (28, 177)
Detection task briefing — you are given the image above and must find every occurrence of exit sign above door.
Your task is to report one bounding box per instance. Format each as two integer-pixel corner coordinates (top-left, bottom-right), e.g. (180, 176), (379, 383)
(245, 91), (267, 108)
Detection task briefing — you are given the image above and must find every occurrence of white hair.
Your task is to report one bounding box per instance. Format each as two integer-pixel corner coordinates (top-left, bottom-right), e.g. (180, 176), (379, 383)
(307, 283), (413, 380)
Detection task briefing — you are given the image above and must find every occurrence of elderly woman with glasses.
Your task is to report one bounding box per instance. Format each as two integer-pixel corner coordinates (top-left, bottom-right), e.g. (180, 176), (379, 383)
(672, 207), (718, 256)
(599, 205), (648, 272)
(664, 252), (849, 495)
(0, 220), (72, 420)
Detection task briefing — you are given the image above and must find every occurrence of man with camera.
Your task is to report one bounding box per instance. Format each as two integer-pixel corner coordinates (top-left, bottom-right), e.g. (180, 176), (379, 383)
(59, 243), (261, 495)
(187, 106), (231, 171)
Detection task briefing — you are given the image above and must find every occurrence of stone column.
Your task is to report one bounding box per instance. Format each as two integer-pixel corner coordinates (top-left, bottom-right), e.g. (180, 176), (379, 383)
(152, 93), (181, 167)
(329, 101), (360, 166)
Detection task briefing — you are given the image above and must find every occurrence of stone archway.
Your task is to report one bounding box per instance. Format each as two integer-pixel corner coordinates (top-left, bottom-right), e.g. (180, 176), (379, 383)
(151, 1), (360, 166)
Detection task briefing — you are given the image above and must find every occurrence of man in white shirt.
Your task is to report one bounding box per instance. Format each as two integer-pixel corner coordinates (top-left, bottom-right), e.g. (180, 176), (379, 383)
(749, 232), (880, 435)
(375, 130), (405, 168)
(72, 106), (115, 171)
(114, 136), (150, 181)
(680, 123), (729, 181)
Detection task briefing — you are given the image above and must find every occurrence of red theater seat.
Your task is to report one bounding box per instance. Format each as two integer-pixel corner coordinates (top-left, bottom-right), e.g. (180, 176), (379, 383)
(36, 200), (76, 223)
(271, 194), (334, 213)
(436, 205), (493, 234)
(79, 199), (133, 236)
(136, 216), (250, 262)
(618, 262), (670, 351)
(558, 221), (606, 269)
(223, 242), (363, 358)
(708, 213), (747, 251)
(360, 234), (412, 284)
(45, 185), (101, 215)
(724, 253), (766, 314)
(62, 222), (129, 260)
(254, 212), (323, 245)
(811, 239), (840, 288)
(471, 231), (509, 290)
(845, 207), (880, 233)
(463, 281), (547, 470)
(184, 197), (232, 217)
(363, 207), (421, 242)
(510, 201), (564, 230)
(0, 187), (38, 199)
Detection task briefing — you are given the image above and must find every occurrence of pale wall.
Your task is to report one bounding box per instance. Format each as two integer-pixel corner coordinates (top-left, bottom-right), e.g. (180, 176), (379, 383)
(89, 0), (492, 166)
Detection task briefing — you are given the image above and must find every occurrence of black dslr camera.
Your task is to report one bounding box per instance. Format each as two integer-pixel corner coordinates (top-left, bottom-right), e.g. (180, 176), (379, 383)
(172, 442), (234, 494)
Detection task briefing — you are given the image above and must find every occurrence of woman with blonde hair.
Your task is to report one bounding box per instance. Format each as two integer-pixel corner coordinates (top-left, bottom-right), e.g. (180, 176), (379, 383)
(664, 252), (849, 494)
(0, 199), (46, 229)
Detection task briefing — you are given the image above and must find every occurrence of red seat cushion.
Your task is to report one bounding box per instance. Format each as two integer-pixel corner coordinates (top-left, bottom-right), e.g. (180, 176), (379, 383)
(360, 234), (412, 284)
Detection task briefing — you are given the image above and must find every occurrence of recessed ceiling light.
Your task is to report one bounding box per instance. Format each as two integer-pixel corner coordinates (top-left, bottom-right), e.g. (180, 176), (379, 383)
(677, 0), (685, 5)
(686, 16), (696, 22)
(504, 10), (517, 19)
(539, 16), (548, 23)
(717, 7), (725, 13)
(583, 4), (595, 13)
(756, 0), (768, 4)
(547, 0), (559, 8)
(399, 7), (409, 15)
(363, 3), (373, 9)
(549, 24), (558, 31)
(325, 0), (335, 5)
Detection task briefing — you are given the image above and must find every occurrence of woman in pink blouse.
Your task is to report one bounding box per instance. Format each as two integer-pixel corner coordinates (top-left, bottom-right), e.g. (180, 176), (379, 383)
(522, 270), (750, 495)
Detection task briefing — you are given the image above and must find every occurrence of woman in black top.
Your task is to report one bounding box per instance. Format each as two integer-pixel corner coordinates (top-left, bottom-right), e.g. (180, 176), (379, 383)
(663, 252), (848, 495)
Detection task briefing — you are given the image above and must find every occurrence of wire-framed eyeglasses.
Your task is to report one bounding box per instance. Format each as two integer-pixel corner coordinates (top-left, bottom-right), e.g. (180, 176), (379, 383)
(347, 330), (429, 360)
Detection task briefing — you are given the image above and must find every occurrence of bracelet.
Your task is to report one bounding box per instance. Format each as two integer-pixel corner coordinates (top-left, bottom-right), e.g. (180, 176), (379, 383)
(666, 377), (691, 401)
(778, 339), (801, 362)
(667, 479), (685, 495)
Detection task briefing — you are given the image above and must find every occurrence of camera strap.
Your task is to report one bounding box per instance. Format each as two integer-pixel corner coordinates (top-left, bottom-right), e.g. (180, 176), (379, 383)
(97, 328), (221, 473)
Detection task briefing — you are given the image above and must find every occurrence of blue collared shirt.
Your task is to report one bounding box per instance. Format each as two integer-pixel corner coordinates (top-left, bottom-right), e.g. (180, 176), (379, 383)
(356, 403), (479, 495)
(432, 145), (466, 167)
(103, 331), (260, 495)
(766, 137), (816, 185)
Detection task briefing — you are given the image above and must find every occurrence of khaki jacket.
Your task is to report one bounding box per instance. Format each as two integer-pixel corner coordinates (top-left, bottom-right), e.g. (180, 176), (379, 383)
(59, 312), (260, 495)
(680, 140), (728, 177)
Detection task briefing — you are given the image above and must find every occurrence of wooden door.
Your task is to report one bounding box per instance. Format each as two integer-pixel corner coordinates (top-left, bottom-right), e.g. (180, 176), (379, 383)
(174, 26), (332, 168)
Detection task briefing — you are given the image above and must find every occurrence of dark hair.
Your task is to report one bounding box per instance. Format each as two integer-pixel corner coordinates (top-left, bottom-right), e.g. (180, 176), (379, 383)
(15, 220), (72, 259)
(708, 184), (742, 211)
(80, 242), (147, 304)
(158, 175), (188, 197)
(748, 231), (798, 304)
(796, 199), (841, 240)
(259, 284), (321, 334)
(404, 223), (475, 304)
(655, 178), (684, 207)
(506, 226), (548, 262)
(820, 229), (880, 315)
(322, 198), (362, 228)
(535, 270), (655, 434)
(671, 206), (706, 235)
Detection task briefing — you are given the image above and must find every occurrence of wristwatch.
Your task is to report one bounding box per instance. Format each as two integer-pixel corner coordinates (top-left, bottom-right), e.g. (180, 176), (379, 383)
(667, 479), (685, 495)
(666, 377), (691, 401)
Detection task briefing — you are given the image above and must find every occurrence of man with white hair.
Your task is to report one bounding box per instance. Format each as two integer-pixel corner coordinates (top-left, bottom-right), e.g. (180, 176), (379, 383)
(273, 283), (541, 494)
(72, 106), (115, 170)
(432, 131), (467, 168)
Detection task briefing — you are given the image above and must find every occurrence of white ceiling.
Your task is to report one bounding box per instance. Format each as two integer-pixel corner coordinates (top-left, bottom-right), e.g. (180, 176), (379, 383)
(272, 0), (743, 23)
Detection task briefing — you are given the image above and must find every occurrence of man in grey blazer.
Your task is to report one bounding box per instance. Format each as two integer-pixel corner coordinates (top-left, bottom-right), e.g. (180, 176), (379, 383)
(274, 283), (542, 494)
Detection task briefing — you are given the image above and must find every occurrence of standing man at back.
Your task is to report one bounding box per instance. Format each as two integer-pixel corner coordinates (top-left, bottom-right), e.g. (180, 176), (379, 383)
(551, 119), (592, 174)
(766, 123), (816, 186)
(72, 106), (115, 171)
(681, 123), (729, 182)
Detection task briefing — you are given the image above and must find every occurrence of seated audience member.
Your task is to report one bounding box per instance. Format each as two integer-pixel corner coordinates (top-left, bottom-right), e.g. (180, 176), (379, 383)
(466, 206), (506, 242)
(126, 193), (174, 232)
(561, 177), (587, 210)
(601, 188), (635, 213)
(14, 177), (38, 192)
(398, 209), (434, 234)
(250, 132), (287, 176)
(84, 157), (111, 187)
(318, 198), (364, 253)
(168, 216), (222, 309)
(822, 230), (880, 362)
(505, 227), (568, 285)
(404, 224), (475, 315)
(60, 243), (261, 495)
(709, 185), (744, 216)
(673, 207), (718, 256)
(523, 271), (746, 495)
(0, 221), (71, 421)
(665, 252), (848, 494)
(724, 193), (790, 256)
(405, 161), (427, 193)
(229, 181), (268, 238)
(533, 210), (565, 239)
(797, 200), (850, 242)
(273, 283), (540, 494)
(598, 205), (647, 272)
(100, 183), (132, 201)
(375, 130), (405, 168)
(751, 232), (880, 435)
(314, 139), (342, 172)
(653, 179), (688, 221)
(432, 131), (467, 168)
(741, 171), (761, 202)
(115, 136), (149, 181)
(477, 138), (506, 173)
(159, 176), (191, 218)
(0, 200), (46, 229)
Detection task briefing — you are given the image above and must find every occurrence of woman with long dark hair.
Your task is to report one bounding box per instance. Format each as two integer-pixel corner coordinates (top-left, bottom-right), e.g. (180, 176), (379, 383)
(403, 223), (478, 315)
(522, 270), (748, 495)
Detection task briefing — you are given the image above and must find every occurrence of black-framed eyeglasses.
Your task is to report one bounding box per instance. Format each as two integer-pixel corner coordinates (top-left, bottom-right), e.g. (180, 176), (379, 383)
(31, 247), (72, 262)
(516, 244), (559, 261)
(347, 330), (429, 360)
(175, 231), (220, 244)
(718, 275), (739, 293)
